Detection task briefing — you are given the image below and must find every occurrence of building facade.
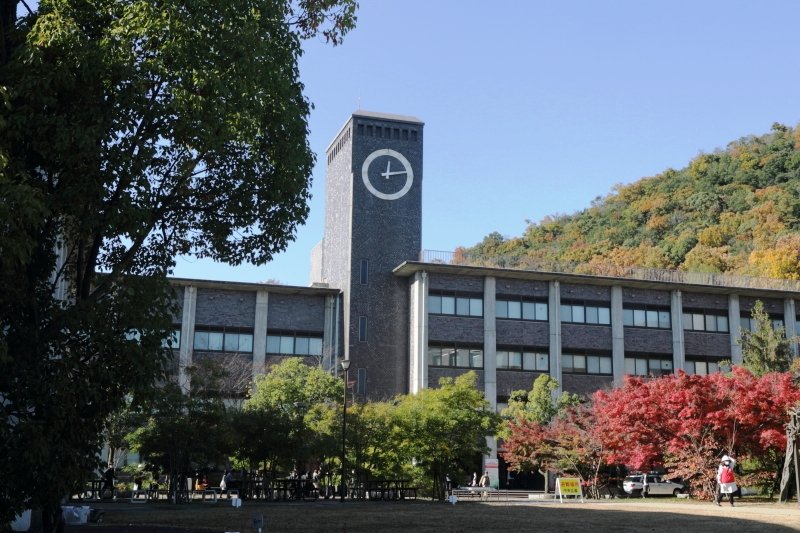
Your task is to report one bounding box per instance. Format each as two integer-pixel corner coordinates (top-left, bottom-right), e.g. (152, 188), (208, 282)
(168, 110), (800, 483)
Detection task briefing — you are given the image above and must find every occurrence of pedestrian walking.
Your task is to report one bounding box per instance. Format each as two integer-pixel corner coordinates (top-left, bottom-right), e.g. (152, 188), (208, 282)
(715, 455), (737, 506)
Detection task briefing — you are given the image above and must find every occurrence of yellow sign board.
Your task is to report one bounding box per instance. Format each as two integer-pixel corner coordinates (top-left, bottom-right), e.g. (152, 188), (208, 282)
(554, 477), (584, 502)
(557, 478), (581, 494)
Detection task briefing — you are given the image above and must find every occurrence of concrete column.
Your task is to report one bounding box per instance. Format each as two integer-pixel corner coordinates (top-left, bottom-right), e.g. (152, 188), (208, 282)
(483, 276), (497, 462)
(409, 271), (429, 394)
(178, 285), (197, 392)
(322, 294), (338, 372)
(784, 298), (798, 357)
(252, 290), (269, 378)
(548, 280), (562, 397)
(671, 290), (685, 374)
(611, 286), (625, 385)
(728, 294), (742, 365)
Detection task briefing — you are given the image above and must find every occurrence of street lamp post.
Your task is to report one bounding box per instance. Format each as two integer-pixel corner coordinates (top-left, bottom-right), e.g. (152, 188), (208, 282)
(340, 359), (351, 503)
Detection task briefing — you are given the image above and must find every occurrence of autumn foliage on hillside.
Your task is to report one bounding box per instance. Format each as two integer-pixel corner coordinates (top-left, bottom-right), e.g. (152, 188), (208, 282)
(502, 368), (800, 498)
(462, 123), (800, 279)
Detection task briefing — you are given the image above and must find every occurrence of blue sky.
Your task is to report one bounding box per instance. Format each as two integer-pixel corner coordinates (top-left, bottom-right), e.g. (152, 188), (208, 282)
(161, 2), (800, 284)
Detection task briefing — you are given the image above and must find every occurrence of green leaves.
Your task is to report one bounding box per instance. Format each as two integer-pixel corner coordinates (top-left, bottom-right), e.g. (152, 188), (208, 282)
(0, 0), (357, 527)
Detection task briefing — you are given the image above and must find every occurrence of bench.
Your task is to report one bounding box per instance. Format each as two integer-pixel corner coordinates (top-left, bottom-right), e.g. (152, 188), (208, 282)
(399, 485), (417, 500)
(190, 489), (218, 503)
(357, 480), (418, 501)
(210, 487), (239, 499)
(452, 487), (493, 501)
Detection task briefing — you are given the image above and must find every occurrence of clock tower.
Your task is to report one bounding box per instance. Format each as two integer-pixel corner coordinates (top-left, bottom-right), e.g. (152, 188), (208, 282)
(311, 111), (424, 398)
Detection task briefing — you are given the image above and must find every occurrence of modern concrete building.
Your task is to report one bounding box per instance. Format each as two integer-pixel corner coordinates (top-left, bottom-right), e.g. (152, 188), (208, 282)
(168, 110), (800, 486)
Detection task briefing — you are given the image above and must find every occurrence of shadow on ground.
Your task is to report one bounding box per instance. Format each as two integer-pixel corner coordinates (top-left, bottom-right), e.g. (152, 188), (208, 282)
(61, 500), (800, 533)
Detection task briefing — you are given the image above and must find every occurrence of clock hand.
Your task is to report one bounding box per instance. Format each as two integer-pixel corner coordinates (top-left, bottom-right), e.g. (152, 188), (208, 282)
(381, 170), (408, 178)
(381, 160), (407, 179)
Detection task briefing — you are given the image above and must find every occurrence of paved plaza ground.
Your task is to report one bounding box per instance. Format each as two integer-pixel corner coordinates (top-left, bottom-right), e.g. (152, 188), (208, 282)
(61, 498), (800, 532)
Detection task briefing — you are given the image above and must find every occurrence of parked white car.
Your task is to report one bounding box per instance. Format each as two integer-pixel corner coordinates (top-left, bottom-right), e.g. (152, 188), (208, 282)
(623, 474), (685, 496)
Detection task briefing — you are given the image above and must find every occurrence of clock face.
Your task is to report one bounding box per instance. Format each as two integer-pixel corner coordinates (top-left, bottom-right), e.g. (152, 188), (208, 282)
(361, 149), (414, 200)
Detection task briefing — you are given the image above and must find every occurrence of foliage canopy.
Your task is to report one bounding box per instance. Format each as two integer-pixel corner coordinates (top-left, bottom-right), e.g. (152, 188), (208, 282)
(0, 0), (356, 528)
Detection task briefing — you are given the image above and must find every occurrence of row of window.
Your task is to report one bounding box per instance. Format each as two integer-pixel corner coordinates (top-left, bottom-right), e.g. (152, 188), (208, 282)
(266, 335), (323, 356)
(740, 316), (785, 332)
(561, 303), (611, 325)
(562, 354), (613, 375)
(685, 360), (724, 375)
(428, 294), (483, 317)
(622, 307), (671, 329)
(429, 346), (726, 377)
(683, 311), (729, 333)
(430, 293), (797, 334)
(496, 299), (548, 321)
(428, 346), (484, 368)
(190, 330), (323, 356)
(496, 350), (549, 371)
(194, 331), (254, 353)
(625, 357), (673, 377)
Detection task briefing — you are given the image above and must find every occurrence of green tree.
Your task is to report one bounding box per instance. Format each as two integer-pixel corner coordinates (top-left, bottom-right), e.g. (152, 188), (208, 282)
(126, 380), (233, 502)
(230, 407), (292, 475)
(0, 1), (357, 529)
(102, 395), (147, 471)
(739, 300), (796, 376)
(500, 374), (581, 432)
(244, 358), (343, 471)
(346, 401), (399, 481)
(392, 372), (499, 500)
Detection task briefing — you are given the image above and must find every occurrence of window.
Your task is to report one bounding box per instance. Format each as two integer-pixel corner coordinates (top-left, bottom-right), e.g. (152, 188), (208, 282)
(360, 259), (369, 285)
(359, 316), (367, 342)
(496, 298), (548, 321)
(562, 352), (612, 375)
(624, 355), (673, 376)
(428, 345), (483, 368)
(357, 368), (367, 396)
(685, 359), (727, 375)
(560, 301), (611, 325)
(266, 333), (323, 356)
(497, 349), (549, 371)
(194, 330), (254, 353)
(623, 306), (671, 329)
(682, 310), (729, 333)
(740, 314), (784, 332)
(429, 293), (483, 317)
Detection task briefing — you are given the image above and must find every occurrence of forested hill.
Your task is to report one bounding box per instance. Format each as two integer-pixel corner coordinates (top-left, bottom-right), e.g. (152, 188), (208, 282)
(457, 123), (800, 280)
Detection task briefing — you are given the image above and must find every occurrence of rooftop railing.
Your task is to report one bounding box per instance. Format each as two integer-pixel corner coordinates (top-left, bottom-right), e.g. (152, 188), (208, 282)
(418, 250), (800, 293)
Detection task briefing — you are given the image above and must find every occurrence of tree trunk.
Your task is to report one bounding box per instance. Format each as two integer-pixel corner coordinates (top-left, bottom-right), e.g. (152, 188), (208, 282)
(41, 502), (65, 533)
(780, 418), (798, 502)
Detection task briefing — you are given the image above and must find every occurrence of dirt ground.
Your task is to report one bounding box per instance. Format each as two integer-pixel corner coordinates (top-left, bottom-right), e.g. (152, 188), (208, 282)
(63, 497), (800, 532)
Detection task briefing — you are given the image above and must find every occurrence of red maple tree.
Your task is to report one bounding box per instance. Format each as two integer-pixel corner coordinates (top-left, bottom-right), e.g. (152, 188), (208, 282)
(502, 404), (611, 497)
(592, 367), (800, 496)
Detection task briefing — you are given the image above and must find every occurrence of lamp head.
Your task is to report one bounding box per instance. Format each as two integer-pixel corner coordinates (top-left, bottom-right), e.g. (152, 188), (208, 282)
(340, 359), (351, 371)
